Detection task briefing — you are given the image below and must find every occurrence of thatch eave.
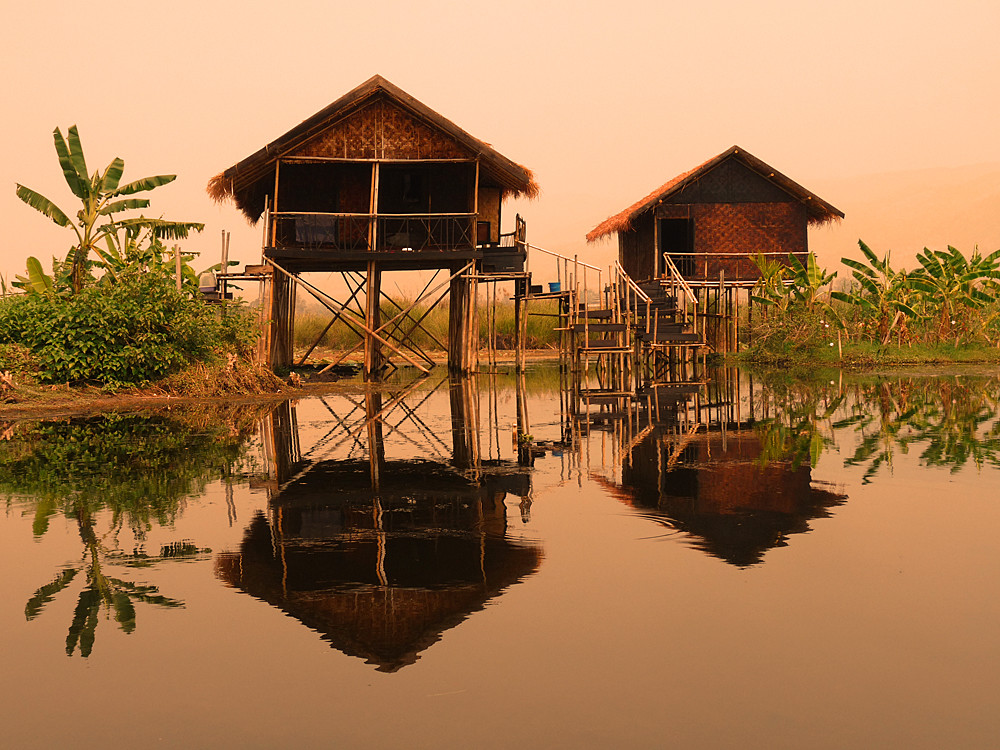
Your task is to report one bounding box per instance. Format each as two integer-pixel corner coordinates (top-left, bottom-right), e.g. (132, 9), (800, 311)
(586, 146), (844, 243)
(207, 75), (538, 224)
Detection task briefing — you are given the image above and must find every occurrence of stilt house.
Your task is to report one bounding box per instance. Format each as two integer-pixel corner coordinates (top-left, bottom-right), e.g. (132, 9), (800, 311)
(207, 75), (537, 371)
(586, 146), (844, 283)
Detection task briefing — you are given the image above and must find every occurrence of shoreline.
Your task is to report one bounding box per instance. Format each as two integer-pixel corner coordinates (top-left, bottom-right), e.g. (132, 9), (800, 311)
(3, 349), (999, 422)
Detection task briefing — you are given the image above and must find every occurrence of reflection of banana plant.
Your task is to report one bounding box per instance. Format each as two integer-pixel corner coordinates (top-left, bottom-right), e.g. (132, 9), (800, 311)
(25, 506), (188, 657)
(752, 373), (1000, 483)
(0, 407), (265, 656)
(755, 383), (844, 470)
(833, 377), (1000, 483)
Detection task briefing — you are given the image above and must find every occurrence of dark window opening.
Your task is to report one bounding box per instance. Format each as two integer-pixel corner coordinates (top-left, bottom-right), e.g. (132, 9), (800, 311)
(658, 218), (694, 277)
(378, 163), (472, 215)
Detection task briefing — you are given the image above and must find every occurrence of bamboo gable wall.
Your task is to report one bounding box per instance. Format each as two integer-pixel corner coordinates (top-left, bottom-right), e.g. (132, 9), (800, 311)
(291, 99), (472, 161)
(632, 157), (811, 281)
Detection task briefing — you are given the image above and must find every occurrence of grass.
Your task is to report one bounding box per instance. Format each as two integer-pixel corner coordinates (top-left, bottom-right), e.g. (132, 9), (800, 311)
(294, 296), (561, 354)
(739, 337), (1000, 370)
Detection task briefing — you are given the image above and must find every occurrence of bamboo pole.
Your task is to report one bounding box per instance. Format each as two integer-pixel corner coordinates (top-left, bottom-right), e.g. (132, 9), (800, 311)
(268, 260), (431, 373)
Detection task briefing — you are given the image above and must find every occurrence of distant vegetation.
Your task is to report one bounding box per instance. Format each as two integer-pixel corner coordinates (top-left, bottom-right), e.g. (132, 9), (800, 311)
(746, 241), (1000, 365)
(2, 126), (264, 391)
(294, 296), (561, 354)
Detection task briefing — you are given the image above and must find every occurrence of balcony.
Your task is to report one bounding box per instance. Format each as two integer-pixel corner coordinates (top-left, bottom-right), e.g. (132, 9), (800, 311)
(269, 212), (477, 253)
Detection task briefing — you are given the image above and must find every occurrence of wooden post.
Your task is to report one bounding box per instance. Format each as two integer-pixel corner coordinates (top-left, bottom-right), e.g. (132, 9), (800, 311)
(514, 288), (524, 372)
(364, 261), (382, 377)
(258, 271), (273, 364)
(719, 269), (726, 353)
(174, 244), (182, 290)
(449, 265), (467, 372)
(268, 268), (295, 367)
(270, 162), (280, 248)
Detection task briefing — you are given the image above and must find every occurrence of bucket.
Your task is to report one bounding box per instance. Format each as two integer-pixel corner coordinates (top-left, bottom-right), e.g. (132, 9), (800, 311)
(548, 282), (561, 293)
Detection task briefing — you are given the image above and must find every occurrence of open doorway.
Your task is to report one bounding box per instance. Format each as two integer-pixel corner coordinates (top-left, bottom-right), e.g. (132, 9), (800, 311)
(658, 218), (694, 277)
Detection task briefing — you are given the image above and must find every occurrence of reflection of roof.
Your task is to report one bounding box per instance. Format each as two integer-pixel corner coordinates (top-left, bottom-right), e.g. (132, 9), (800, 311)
(587, 145), (844, 242)
(601, 430), (847, 567)
(216, 472), (542, 671)
(208, 74), (539, 222)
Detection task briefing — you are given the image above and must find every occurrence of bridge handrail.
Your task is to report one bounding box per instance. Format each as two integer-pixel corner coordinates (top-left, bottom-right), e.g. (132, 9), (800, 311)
(662, 252), (698, 306)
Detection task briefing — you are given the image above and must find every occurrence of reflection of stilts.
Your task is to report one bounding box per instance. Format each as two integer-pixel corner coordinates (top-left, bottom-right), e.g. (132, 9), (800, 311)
(450, 374), (480, 474)
(366, 391), (385, 490)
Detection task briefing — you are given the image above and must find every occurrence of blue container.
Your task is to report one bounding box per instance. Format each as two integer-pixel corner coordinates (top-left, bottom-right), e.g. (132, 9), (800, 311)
(548, 282), (561, 293)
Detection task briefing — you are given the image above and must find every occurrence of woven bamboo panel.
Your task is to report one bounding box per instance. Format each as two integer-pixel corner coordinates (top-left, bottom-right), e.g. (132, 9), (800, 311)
(478, 187), (501, 243)
(292, 99), (469, 160)
(692, 202), (806, 280)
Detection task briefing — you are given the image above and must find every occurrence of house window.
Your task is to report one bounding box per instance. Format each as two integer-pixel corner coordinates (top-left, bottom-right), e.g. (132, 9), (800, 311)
(658, 218), (694, 277)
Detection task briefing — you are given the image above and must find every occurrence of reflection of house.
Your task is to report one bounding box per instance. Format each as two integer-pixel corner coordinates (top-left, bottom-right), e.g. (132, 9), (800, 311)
(612, 430), (845, 567)
(216, 460), (540, 671)
(587, 146), (843, 282)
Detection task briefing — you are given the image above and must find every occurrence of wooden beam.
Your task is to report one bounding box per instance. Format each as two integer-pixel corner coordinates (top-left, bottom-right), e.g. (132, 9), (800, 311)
(268, 260), (431, 373)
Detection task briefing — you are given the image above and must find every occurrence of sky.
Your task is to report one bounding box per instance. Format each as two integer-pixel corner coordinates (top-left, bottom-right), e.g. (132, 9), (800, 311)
(2, 0), (999, 290)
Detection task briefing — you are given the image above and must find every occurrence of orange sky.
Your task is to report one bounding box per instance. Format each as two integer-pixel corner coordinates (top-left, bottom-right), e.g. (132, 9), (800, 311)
(3, 0), (999, 288)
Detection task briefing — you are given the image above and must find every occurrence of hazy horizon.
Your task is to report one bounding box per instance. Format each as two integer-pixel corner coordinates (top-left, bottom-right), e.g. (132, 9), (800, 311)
(4, 0), (998, 291)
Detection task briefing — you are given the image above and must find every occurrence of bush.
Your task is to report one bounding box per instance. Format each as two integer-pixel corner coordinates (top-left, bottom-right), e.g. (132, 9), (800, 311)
(0, 274), (252, 388)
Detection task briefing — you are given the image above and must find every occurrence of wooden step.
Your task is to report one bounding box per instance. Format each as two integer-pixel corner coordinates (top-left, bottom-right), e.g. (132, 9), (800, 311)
(640, 331), (702, 344)
(579, 347), (632, 355)
(578, 390), (632, 406)
(577, 308), (613, 320)
(570, 323), (627, 333)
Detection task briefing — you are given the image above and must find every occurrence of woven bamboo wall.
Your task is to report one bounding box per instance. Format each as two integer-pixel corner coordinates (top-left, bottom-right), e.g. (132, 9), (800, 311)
(618, 212), (656, 279)
(478, 187), (501, 243)
(292, 99), (471, 160)
(690, 202), (807, 281)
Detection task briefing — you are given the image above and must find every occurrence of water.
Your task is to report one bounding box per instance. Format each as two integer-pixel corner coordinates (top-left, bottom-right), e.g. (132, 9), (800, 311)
(1, 366), (999, 749)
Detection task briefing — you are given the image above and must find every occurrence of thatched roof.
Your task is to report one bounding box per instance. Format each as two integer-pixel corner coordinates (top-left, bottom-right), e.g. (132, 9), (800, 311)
(586, 145), (844, 242)
(208, 75), (539, 223)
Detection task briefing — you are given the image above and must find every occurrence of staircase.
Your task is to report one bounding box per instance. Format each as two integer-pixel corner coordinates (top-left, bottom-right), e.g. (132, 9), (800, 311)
(614, 260), (704, 386)
(633, 279), (701, 347)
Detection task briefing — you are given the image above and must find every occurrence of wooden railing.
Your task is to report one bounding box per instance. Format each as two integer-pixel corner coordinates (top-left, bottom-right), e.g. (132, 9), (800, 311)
(268, 212), (476, 252)
(665, 250), (806, 280)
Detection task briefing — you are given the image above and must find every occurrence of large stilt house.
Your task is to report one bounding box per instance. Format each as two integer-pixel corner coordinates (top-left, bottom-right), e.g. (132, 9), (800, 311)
(207, 75), (537, 371)
(587, 146), (844, 283)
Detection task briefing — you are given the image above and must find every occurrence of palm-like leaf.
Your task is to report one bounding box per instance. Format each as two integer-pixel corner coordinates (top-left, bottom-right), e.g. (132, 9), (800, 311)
(52, 127), (87, 199)
(17, 126), (202, 294)
(65, 125), (88, 184)
(114, 174), (177, 195)
(99, 198), (150, 215)
(115, 217), (204, 239)
(101, 157), (125, 192)
(14, 184), (73, 228)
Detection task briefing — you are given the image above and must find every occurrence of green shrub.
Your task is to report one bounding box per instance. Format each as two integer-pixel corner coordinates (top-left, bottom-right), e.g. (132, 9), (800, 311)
(0, 274), (249, 388)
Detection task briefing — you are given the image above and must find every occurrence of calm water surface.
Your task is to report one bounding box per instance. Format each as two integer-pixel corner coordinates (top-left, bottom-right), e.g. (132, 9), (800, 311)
(1, 366), (999, 749)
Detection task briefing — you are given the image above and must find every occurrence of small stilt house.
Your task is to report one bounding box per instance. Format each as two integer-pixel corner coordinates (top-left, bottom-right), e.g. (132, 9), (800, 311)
(207, 75), (538, 372)
(586, 146), (844, 283)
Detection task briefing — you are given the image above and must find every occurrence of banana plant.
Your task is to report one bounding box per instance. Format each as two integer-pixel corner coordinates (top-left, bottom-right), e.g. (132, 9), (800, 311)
(908, 245), (1000, 342)
(15, 126), (204, 294)
(831, 240), (921, 344)
(12, 256), (55, 295)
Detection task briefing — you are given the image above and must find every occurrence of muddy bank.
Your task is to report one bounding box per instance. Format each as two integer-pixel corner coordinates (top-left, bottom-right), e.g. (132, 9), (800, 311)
(0, 349), (561, 422)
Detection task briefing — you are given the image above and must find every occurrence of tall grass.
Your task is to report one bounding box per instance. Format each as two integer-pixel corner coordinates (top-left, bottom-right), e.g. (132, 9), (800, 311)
(294, 295), (560, 353)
